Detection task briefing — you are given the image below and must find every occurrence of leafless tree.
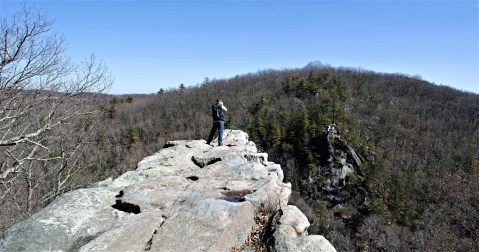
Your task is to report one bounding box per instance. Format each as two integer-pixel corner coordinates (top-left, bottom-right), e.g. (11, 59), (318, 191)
(0, 5), (112, 229)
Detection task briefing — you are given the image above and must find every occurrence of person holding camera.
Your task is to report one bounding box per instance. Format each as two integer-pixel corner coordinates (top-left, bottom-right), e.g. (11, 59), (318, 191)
(206, 99), (227, 146)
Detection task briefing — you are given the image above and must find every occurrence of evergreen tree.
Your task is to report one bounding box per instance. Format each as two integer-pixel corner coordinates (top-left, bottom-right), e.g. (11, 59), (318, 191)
(267, 115), (282, 148)
(389, 173), (405, 220)
(225, 113), (236, 129)
(179, 83), (186, 93)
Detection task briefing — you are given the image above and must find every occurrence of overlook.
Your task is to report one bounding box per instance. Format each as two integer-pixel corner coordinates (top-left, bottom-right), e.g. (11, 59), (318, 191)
(1, 2), (478, 251)
(0, 130), (336, 252)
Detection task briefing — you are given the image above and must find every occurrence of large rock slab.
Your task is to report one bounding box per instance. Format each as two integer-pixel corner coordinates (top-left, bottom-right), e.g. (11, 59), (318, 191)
(79, 209), (166, 252)
(151, 199), (255, 252)
(0, 188), (119, 251)
(0, 129), (335, 252)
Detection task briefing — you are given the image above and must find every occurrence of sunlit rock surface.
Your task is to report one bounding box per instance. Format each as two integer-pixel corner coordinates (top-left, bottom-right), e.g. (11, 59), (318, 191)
(0, 129), (335, 252)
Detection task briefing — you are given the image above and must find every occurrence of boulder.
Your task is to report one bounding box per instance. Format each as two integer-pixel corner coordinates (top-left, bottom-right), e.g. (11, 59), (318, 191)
(270, 205), (337, 252)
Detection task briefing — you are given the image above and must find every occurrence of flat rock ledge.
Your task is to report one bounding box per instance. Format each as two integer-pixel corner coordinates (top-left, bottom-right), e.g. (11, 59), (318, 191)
(0, 129), (336, 252)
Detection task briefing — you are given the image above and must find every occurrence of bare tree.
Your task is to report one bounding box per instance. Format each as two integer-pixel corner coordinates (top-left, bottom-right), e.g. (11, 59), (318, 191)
(0, 5), (112, 229)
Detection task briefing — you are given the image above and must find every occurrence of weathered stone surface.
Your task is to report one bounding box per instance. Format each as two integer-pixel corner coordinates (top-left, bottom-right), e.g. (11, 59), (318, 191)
(0, 188), (119, 251)
(270, 205), (337, 252)
(151, 199), (255, 252)
(0, 129), (335, 252)
(79, 209), (166, 252)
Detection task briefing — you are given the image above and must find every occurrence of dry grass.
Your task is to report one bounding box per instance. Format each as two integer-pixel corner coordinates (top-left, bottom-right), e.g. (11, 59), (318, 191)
(231, 209), (273, 252)
(231, 196), (281, 252)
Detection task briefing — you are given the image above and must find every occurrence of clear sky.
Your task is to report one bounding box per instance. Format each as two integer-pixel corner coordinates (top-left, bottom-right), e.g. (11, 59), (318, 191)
(1, 0), (478, 94)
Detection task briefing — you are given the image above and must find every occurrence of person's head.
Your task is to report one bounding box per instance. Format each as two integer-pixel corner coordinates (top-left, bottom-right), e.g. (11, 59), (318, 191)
(216, 99), (223, 104)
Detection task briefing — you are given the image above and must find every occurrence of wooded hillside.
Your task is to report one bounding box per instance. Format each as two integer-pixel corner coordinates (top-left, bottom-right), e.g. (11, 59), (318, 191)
(91, 63), (479, 250)
(2, 62), (478, 251)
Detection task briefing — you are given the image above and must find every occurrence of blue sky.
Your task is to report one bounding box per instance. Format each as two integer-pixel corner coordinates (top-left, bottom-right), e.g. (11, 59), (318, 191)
(1, 0), (478, 94)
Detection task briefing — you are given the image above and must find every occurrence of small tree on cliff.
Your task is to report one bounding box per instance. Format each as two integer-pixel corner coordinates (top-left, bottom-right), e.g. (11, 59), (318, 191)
(0, 5), (112, 229)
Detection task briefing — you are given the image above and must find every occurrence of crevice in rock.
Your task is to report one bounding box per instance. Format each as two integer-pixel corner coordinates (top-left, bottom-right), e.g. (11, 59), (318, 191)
(219, 189), (252, 203)
(263, 208), (282, 251)
(231, 207), (279, 251)
(191, 156), (222, 168)
(67, 234), (100, 252)
(144, 230), (157, 251)
(244, 154), (266, 163)
(112, 199), (141, 214)
(145, 216), (168, 251)
(115, 190), (124, 198)
(186, 175), (199, 181)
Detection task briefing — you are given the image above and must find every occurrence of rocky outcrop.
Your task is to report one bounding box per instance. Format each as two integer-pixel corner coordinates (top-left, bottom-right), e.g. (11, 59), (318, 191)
(308, 125), (369, 221)
(319, 125), (364, 190)
(0, 129), (335, 252)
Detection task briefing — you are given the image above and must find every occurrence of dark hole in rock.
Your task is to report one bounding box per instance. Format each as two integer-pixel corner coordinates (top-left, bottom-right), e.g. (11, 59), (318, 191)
(191, 156), (222, 168)
(115, 190), (124, 198)
(219, 189), (252, 203)
(186, 175), (199, 181)
(218, 187), (229, 190)
(112, 199), (141, 214)
(162, 143), (175, 148)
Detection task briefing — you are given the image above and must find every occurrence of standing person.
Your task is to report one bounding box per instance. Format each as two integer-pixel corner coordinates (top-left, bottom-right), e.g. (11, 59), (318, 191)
(206, 99), (227, 146)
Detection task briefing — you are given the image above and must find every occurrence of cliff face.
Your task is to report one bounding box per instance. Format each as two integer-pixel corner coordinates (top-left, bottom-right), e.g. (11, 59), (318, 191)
(0, 129), (335, 252)
(310, 125), (368, 210)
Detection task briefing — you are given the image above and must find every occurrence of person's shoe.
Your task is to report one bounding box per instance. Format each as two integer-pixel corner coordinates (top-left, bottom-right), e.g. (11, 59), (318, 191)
(218, 144), (223, 146)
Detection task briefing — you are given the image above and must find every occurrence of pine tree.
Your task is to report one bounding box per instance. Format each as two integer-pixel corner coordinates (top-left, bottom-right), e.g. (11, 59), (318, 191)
(225, 113), (236, 129)
(389, 173), (405, 220)
(179, 83), (185, 93)
(267, 115), (282, 148)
